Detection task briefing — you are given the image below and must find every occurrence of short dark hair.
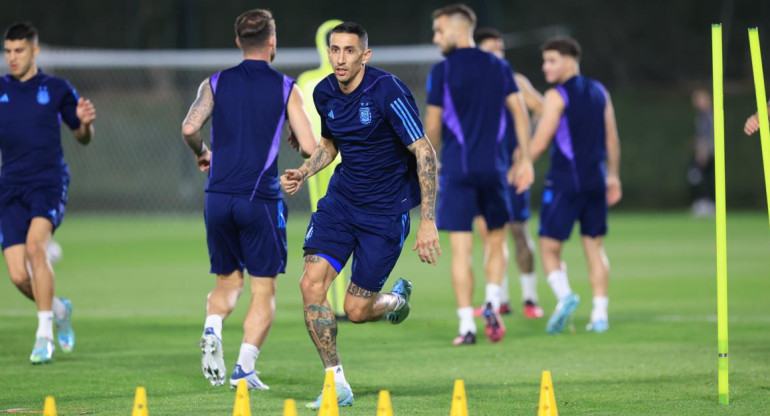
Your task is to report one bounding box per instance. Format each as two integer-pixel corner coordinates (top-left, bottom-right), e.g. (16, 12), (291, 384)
(329, 22), (368, 50)
(432, 4), (477, 27)
(234, 9), (275, 49)
(541, 38), (582, 60)
(474, 27), (502, 45)
(3, 22), (38, 43)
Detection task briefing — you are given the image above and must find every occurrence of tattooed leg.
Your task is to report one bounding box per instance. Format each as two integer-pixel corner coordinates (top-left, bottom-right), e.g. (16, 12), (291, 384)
(300, 254), (341, 367)
(344, 282), (402, 323)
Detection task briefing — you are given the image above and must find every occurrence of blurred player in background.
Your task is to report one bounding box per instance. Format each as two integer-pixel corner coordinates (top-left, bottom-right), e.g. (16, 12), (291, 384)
(744, 99), (770, 136)
(688, 89), (715, 217)
(181, 9), (317, 390)
(281, 22), (440, 409)
(1, 22), (95, 364)
(472, 27), (545, 320)
(426, 4), (534, 346)
(530, 38), (621, 334)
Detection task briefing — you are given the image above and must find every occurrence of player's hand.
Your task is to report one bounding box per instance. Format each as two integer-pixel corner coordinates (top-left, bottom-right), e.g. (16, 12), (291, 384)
(606, 174), (622, 206)
(744, 114), (760, 136)
(76, 97), (96, 125)
(281, 168), (306, 195)
(511, 158), (534, 194)
(413, 219), (441, 265)
(196, 149), (211, 172)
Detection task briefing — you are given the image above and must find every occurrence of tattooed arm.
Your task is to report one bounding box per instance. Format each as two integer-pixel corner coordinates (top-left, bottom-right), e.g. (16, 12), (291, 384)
(181, 78), (214, 171)
(407, 137), (442, 264)
(280, 136), (338, 195)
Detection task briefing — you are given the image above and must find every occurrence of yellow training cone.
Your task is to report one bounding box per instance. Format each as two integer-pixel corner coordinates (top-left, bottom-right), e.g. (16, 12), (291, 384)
(449, 379), (468, 416)
(537, 371), (558, 416)
(233, 379), (252, 416)
(318, 370), (339, 416)
(283, 399), (297, 416)
(376, 390), (393, 416)
(43, 396), (56, 416)
(132, 387), (148, 416)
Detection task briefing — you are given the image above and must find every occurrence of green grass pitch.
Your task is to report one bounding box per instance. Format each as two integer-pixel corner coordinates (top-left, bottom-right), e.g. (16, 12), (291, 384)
(1, 212), (769, 415)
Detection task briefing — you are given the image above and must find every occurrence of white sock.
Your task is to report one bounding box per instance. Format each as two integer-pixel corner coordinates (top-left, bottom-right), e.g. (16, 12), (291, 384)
(547, 270), (572, 302)
(325, 365), (349, 386)
(457, 307), (476, 335)
(520, 273), (538, 303)
(485, 284), (502, 310)
(591, 296), (609, 322)
(236, 343), (260, 373)
(52, 297), (67, 320)
(500, 275), (511, 304)
(36, 311), (54, 340)
(203, 314), (223, 340)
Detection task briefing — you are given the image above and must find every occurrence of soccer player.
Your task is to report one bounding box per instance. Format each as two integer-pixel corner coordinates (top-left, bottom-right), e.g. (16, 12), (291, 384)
(280, 22), (440, 409)
(181, 9), (317, 390)
(472, 27), (545, 319)
(529, 38), (622, 334)
(425, 4), (534, 346)
(744, 100), (770, 136)
(1, 22), (95, 364)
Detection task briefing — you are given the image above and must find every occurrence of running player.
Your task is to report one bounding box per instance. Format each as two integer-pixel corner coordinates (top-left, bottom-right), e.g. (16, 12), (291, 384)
(181, 9), (317, 390)
(280, 22), (440, 408)
(472, 27), (545, 319)
(426, 4), (534, 346)
(529, 38), (622, 334)
(1, 22), (95, 364)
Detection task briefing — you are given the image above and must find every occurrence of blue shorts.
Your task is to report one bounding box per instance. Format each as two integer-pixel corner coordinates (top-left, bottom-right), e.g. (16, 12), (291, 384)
(507, 187), (531, 222)
(303, 196), (410, 293)
(538, 187), (607, 241)
(204, 193), (287, 277)
(437, 172), (511, 232)
(0, 181), (69, 250)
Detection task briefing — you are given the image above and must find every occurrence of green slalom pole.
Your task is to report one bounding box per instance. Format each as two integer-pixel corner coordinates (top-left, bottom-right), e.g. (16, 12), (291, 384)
(297, 20), (348, 318)
(711, 23), (729, 406)
(748, 28), (770, 234)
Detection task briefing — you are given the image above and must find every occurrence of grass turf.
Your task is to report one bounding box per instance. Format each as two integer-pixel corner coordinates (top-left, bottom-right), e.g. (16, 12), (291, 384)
(0, 212), (769, 415)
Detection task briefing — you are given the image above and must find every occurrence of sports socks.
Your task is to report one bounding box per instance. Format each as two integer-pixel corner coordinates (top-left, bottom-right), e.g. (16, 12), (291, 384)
(591, 296), (609, 322)
(520, 273), (538, 303)
(484, 283), (502, 310)
(236, 343), (260, 373)
(204, 314), (223, 340)
(457, 307), (476, 335)
(52, 297), (67, 320)
(325, 365), (349, 386)
(500, 275), (511, 304)
(36, 311), (54, 340)
(547, 270), (572, 302)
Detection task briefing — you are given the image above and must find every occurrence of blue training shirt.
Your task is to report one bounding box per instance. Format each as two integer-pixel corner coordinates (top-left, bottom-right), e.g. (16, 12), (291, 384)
(547, 75), (608, 192)
(313, 66), (422, 215)
(0, 70), (80, 188)
(427, 48), (518, 175)
(205, 60), (294, 201)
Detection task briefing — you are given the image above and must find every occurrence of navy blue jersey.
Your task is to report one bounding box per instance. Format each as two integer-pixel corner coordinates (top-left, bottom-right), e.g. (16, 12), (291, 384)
(313, 66), (422, 215)
(427, 48), (518, 175)
(205, 60), (294, 201)
(0, 71), (80, 188)
(547, 75), (608, 192)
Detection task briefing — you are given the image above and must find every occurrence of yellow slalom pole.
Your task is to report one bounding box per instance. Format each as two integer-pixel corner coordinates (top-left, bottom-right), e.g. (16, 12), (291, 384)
(748, 28), (770, 232)
(711, 23), (729, 406)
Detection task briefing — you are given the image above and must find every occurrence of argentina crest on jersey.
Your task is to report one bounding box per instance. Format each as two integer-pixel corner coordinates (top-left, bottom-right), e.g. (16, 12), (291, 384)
(359, 101), (371, 125)
(37, 86), (50, 105)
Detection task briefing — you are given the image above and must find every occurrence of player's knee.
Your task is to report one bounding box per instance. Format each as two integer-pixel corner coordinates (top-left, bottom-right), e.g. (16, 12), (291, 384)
(343, 305), (369, 323)
(25, 241), (47, 263)
(7, 267), (29, 287)
(299, 275), (325, 300)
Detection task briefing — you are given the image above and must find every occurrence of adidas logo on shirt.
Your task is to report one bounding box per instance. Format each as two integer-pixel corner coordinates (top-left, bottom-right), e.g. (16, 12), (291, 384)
(0, 93), (8, 103)
(328, 109), (334, 119)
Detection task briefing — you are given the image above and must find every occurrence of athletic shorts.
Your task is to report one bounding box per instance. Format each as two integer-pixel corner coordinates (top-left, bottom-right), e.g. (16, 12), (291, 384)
(538, 187), (607, 241)
(303, 195), (410, 293)
(0, 180), (69, 250)
(437, 172), (511, 232)
(204, 193), (287, 277)
(507, 187), (531, 222)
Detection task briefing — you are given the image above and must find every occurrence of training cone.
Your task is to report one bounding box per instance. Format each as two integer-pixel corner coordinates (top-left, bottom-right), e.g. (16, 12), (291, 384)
(376, 390), (393, 416)
(43, 396), (56, 416)
(233, 379), (252, 416)
(132, 387), (148, 416)
(283, 399), (298, 416)
(449, 379), (469, 416)
(317, 369), (339, 416)
(537, 371), (558, 416)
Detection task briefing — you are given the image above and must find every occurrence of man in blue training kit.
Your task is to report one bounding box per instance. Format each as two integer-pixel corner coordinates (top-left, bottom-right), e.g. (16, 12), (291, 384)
(529, 38), (622, 334)
(181, 9), (317, 390)
(1, 22), (95, 364)
(425, 4), (534, 346)
(281, 22), (440, 409)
